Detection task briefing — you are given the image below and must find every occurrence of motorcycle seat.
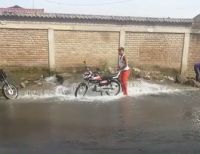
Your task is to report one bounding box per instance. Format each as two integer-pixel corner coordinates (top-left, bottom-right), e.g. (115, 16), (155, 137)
(102, 74), (115, 80)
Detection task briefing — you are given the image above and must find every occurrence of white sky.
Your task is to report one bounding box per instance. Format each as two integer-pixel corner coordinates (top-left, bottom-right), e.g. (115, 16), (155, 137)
(0, 0), (200, 18)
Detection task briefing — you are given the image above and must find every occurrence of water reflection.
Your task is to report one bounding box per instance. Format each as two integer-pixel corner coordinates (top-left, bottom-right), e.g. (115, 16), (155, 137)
(0, 90), (200, 153)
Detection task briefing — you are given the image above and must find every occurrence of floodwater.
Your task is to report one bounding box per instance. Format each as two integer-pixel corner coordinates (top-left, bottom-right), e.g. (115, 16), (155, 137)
(0, 79), (200, 154)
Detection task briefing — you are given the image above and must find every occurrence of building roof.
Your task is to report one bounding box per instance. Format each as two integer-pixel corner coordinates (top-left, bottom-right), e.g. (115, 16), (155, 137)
(0, 5), (44, 14)
(8, 5), (23, 9)
(0, 11), (193, 25)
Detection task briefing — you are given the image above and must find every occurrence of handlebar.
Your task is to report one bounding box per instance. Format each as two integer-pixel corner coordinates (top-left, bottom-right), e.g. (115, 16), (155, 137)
(83, 60), (121, 79)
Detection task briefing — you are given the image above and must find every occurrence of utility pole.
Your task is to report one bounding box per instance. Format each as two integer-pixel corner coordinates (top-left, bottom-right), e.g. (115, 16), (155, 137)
(33, 0), (35, 8)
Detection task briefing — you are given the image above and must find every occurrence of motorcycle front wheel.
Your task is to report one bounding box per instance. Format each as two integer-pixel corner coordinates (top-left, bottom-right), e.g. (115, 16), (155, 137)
(2, 84), (18, 99)
(75, 82), (88, 97)
(106, 80), (120, 96)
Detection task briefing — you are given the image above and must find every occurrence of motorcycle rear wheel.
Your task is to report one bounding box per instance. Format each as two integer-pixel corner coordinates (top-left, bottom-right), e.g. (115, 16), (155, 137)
(75, 82), (88, 97)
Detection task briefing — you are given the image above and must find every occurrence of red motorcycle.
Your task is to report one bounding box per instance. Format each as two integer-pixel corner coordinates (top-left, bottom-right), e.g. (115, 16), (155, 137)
(75, 61), (121, 97)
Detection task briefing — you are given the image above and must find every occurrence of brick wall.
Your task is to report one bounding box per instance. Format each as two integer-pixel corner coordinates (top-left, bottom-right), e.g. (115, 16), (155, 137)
(125, 32), (184, 71)
(0, 27), (197, 76)
(187, 34), (200, 76)
(54, 30), (119, 71)
(0, 29), (48, 69)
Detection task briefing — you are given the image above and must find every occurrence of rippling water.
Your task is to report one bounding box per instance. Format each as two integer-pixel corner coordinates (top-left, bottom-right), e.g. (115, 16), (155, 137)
(0, 79), (200, 153)
(17, 79), (197, 101)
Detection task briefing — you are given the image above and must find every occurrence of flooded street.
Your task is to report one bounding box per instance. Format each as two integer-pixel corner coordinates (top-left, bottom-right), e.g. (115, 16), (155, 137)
(0, 80), (200, 153)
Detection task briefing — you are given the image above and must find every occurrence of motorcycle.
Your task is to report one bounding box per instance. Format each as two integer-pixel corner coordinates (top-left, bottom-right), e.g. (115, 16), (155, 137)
(75, 61), (121, 97)
(0, 69), (18, 99)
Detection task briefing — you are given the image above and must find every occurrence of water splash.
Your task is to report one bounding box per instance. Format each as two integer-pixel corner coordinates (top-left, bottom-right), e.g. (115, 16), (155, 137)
(17, 79), (197, 102)
(129, 80), (180, 96)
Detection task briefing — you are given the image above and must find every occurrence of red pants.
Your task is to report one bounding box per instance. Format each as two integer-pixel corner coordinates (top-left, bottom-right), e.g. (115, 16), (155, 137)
(120, 70), (130, 95)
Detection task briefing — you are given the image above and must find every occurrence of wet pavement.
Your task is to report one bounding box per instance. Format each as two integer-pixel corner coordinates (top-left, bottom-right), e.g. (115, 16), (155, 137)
(0, 80), (200, 153)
